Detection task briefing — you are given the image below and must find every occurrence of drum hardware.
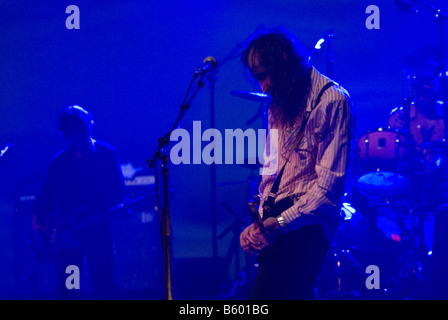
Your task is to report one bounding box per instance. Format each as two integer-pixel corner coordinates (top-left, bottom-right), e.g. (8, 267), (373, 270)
(350, 122), (446, 298)
(213, 172), (262, 300)
(348, 121), (433, 298)
(215, 87), (270, 299)
(328, 190), (424, 298)
(230, 90), (271, 103)
(230, 90), (270, 129)
(355, 127), (412, 199)
(338, 38), (448, 297)
(214, 200), (252, 299)
(318, 194), (380, 298)
(418, 138), (447, 150)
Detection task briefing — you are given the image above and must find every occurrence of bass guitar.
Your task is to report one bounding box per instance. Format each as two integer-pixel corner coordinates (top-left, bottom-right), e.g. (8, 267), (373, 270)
(30, 196), (144, 264)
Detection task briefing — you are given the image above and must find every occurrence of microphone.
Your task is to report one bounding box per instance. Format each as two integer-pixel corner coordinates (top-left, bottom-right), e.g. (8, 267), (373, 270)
(314, 29), (334, 50)
(307, 29), (334, 65)
(0, 143), (12, 159)
(195, 56), (218, 76)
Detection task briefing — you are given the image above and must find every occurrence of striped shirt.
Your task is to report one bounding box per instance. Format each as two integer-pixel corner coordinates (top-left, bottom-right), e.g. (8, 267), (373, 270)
(259, 67), (354, 240)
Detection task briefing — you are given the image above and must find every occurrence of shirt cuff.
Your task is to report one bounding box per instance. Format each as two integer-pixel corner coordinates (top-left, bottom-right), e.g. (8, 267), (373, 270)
(281, 202), (322, 231)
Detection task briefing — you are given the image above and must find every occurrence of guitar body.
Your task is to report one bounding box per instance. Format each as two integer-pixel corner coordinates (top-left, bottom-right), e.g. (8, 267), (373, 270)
(261, 196), (294, 221)
(247, 196), (294, 265)
(248, 195), (294, 227)
(248, 195), (263, 229)
(30, 197), (141, 264)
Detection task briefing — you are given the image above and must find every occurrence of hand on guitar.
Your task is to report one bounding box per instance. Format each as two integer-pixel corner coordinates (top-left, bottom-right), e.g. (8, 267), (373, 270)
(32, 214), (48, 234)
(240, 217), (280, 253)
(32, 214), (58, 243)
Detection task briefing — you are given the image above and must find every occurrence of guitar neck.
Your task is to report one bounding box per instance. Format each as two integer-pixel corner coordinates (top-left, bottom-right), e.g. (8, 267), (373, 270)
(248, 198), (264, 230)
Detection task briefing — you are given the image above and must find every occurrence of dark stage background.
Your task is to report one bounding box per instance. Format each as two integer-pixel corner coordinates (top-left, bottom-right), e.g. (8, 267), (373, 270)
(1, 0), (447, 299)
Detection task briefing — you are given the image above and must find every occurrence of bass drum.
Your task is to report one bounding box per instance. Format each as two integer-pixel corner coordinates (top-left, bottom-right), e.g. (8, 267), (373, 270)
(354, 127), (411, 199)
(317, 196), (409, 299)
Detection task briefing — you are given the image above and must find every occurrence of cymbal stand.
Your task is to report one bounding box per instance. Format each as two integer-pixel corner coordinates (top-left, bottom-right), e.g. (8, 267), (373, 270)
(323, 200), (364, 298)
(401, 93), (432, 292)
(206, 25), (266, 292)
(214, 201), (251, 299)
(245, 101), (269, 131)
(213, 172), (260, 299)
(400, 95), (423, 284)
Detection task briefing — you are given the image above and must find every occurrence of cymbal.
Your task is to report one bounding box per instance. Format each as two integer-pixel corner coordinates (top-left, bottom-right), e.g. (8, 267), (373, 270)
(230, 90), (271, 103)
(419, 138), (447, 150)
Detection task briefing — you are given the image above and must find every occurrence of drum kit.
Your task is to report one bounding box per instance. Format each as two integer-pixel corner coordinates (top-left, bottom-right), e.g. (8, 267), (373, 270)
(330, 46), (447, 299)
(224, 45), (448, 299)
(336, 128), (446, 298)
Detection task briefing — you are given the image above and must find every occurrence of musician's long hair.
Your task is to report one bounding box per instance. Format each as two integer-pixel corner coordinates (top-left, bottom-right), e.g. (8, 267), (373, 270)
(241, 29), (311, 126)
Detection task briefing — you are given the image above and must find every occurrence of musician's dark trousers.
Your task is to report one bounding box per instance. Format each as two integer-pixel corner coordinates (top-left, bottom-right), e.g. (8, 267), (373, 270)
(56, 224), (115, 299)
(249, 224), (330, 300)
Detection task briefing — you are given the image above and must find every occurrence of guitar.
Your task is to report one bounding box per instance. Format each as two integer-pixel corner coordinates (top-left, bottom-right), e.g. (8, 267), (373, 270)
(30, 197), (144, 264)
(247, 195), (294, 263)
(248, 195), (294, 227)
(248, 196), (294, 267)
(248, 195), (263, 231)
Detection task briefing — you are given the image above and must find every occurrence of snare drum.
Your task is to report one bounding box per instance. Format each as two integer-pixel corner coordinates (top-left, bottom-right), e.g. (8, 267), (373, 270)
(355, 127), (410, 198)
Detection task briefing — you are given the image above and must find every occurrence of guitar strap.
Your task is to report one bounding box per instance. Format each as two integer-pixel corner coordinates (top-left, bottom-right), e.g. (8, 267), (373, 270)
(262, 81), (335, 215)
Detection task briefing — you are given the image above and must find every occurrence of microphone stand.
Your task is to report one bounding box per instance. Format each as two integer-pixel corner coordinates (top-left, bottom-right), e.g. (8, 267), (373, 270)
(206, 70), (219, 295)
(147, 70), (208, 300)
